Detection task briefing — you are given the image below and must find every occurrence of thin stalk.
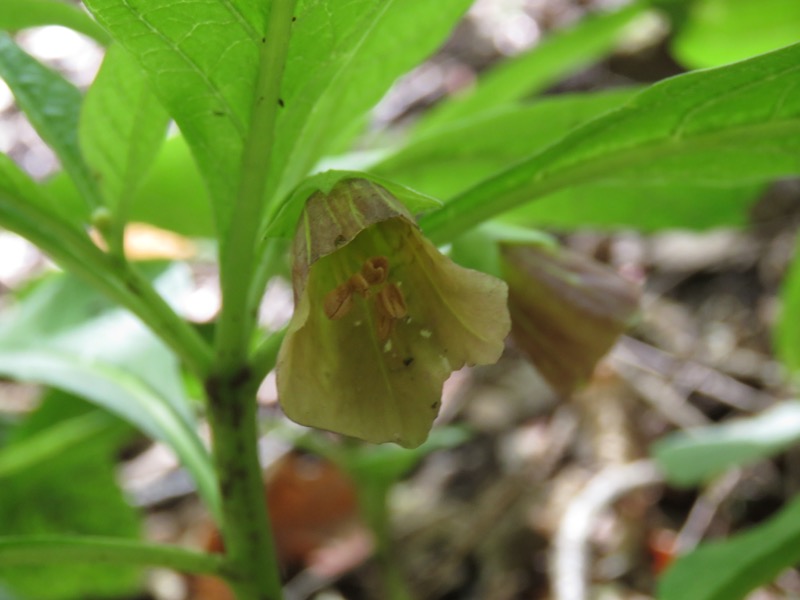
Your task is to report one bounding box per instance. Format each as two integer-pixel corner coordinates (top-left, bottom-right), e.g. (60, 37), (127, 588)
(215, 0), (297, 378)
(360, 482), (414, 600)
(0, 535), (227, 577)
(251, 327), (287, 384)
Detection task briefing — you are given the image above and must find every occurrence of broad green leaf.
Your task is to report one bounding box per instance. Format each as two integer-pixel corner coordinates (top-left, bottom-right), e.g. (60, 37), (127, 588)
(0, 269), (218, 516)
(375, 89), (637, 199)
(0, 410), (111, 478)
(1, 266), (193, 423)
(673, 0), (800, 69)
(0, 0), (110, 45)
(373, 89), (760, 232)
(0, 353), (217, 518)
(79, 43), (169, 221)
(0, 34), (100, 212)
(267, 0), (474, 214)
(421, 43), (800, 243)
(0, 393), (141, 600)
(651, 401), (800, 486)
(501, 182), (762, 231)
(774, 235), (800, 377)
(81, 0), (263, 235)
(47, 134), (215, 237)
(659, 493), (800, 600)
(414, 2), (649, 135)
(129, 134), (214, 236)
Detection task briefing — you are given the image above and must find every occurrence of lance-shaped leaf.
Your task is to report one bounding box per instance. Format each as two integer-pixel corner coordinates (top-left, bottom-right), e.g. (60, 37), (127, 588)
(81, 0), (263, 234)
(79, 44), (170, 220)
(0, 0), (110, 45)
(0, 34), (100, 213)
(277, 179), (510, 448)
(500, 243), (639, 394)
(421, 42), (800, 243)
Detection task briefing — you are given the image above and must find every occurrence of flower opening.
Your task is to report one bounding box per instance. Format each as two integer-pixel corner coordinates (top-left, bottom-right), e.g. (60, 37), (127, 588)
(276, 179), (510, 448)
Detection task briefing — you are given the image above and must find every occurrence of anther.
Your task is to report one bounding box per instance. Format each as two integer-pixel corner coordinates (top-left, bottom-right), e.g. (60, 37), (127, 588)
(361, 256), (389, 285)
(347, 272), (370, 297)
(377, 283), (407, 319)
(376, 310), (394, 341)
(323, 284), (353, 319)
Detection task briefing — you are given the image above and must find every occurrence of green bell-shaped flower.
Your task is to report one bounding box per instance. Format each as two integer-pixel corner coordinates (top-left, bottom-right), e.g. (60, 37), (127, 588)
(277, 179), (510, 448)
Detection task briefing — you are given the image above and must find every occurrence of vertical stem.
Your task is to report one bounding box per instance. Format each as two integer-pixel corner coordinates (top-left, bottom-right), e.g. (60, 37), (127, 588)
(208, 2), (296, 598)
(206, 375), (283, 600)
(215, 0), (297, 377)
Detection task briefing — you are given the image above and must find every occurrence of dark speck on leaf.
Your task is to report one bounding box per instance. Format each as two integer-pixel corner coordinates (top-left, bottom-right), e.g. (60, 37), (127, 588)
(334, 234), (347, 246)
(261, 37), (266, 43)
(212, 110), (225, 116)
(403, 357), (414, 367)
(278, 98), (285, 107)
(292, 16), (297, 22)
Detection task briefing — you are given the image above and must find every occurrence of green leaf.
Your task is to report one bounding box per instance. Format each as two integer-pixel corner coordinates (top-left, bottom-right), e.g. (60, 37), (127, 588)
(421, 42), (800, 243)
(0, 152), (83, 227)
(0, 393), (141, 600)
(267, 0), (474, 209)
(376, 88), (761, 231)
(0, 0), (110, 45)
(0, 411), (111, 479)
(501, 181), (762, 231)
(81, 0), (263, 235)
(345, 426), (471, 486)
(79, 43), (170, 224)
(0, 269), (218, 517)
(0, 155), (214, 378)
(672, 0), (800, 69)
(375, 89), (637, 199)
(414, 2), (650, 134)
(651, 401), (800, 486)
(0, 535), (225, 576)
(0, 34), (100, 213)
(129, 134), (214, 236)
(47, 134), (216, 238)
(659, 493), (800, 600)
(774, 235), (800, 377)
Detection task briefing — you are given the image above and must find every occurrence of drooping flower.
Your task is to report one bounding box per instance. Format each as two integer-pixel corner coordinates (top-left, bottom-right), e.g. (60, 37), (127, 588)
(276, 178), (510, 448)
(500, 242), (640, 394)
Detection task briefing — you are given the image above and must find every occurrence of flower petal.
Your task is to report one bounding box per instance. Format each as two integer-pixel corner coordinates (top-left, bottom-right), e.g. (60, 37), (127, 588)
(277, 180), (509, 448)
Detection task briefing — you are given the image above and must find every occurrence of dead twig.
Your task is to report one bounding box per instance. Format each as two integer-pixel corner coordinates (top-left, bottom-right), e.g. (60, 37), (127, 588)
(551, 460), (665, 600)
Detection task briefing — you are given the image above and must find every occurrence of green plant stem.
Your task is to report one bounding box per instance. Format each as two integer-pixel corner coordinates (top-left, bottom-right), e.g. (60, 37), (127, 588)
(0, 191), (213, 378)
(0, 536), (227, 576)
(360, 482), (414, 600)
(205, 376), (282, 600)
(204, 4), (296, 599)
(215, 0), (297, 378)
